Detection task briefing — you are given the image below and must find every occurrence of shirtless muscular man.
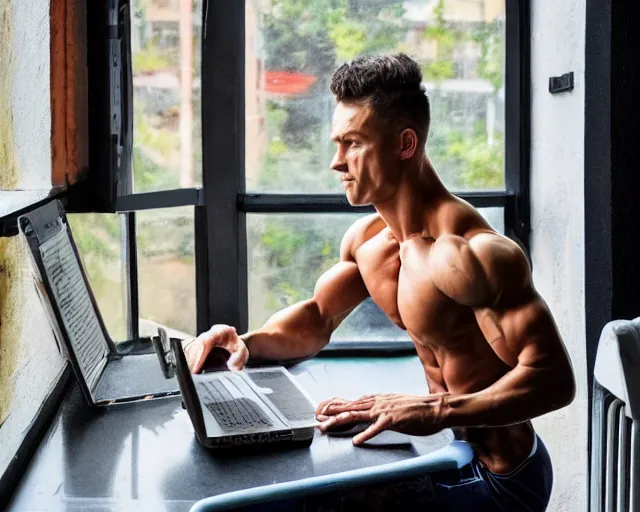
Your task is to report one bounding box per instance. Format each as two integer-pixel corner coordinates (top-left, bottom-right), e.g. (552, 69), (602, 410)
(184, 54), (576, 511)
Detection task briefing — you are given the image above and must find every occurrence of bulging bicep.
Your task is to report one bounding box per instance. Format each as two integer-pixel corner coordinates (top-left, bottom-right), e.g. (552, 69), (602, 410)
(313, 261), (369, 328)
(475, 292), (568, 371)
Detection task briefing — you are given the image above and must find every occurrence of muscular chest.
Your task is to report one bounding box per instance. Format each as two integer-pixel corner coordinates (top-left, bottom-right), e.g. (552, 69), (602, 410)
(355, 232), (468, 340)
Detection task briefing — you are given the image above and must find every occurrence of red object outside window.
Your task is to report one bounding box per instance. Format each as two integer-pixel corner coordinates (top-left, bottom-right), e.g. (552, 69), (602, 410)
(264, 70), (317, 96)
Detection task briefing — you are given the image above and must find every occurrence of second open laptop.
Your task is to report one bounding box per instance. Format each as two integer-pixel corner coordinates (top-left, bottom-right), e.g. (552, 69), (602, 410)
(157, 327), (319, 450)
(19, 199), (180, 406)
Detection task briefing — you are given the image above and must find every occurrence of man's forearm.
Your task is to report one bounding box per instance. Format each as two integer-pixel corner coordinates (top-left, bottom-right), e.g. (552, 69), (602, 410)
(439, 364), (575, 429)
(240, 299), (332, 362)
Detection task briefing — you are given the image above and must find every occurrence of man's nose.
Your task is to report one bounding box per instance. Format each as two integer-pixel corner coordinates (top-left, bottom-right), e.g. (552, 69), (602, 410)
(330, 149), (347, 173)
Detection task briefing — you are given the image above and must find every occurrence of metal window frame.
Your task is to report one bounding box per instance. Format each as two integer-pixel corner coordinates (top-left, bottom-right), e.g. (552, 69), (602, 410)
(504, 0), (531, 252)
(114, 188), (205, 212)
(113, 191), (203, 342)
(116, 189), (204, 340)
(121, 212), (139, 341)
(200, 0), (531, 335)
(239, 191), (512, 214)
(200, 0), (248, 332)
(68, 187), (204, 344)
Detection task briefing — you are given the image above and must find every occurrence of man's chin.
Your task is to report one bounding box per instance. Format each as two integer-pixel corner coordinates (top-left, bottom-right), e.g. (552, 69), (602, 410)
(345, 195), (371, 207)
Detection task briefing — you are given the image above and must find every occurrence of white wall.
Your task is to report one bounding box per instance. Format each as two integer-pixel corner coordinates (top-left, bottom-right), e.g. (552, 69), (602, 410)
(529, 1), (587, 511)
(0, 0), (65, 476)
(10, 1), (53, 190)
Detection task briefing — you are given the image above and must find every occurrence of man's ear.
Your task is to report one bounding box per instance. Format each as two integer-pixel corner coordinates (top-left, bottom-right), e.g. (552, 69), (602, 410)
(399, 128), (418, 160)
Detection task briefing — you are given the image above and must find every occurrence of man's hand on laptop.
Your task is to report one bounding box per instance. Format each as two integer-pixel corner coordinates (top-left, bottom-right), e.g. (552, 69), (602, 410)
(183, 325), (249, 373)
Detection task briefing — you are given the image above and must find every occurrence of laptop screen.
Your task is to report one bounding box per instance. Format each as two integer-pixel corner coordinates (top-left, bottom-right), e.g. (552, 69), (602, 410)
(38, 223), (110, 391)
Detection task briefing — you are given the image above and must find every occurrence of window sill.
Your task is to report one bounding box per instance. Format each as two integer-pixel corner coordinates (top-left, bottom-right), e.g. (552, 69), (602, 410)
(321, 340), (417, 356)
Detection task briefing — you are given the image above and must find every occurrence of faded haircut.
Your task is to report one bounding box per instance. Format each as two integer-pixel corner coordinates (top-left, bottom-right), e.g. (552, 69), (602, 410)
(330, 53), (431, 146)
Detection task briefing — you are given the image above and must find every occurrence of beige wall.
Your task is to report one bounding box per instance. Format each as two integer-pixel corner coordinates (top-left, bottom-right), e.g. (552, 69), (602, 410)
(0, 0), (66, 476)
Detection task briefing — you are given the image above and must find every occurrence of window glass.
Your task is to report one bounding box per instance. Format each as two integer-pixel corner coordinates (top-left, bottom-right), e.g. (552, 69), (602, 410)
(68, 214), (127, 342)
(247, 208), (503, 342)
(245, 0), (505, 193)
(137, 206), (196, 337)
(130, 0), (203, 192)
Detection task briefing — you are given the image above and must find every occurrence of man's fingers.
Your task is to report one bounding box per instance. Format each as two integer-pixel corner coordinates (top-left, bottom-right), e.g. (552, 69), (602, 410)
(185, 325), (248, 374)
(352, 415), (391, 445)
(216, 329), (249, 371)
(355, 395), (377, 403)
(325, 400), (373, 415)
(319, 410), (371, 432)
(316, 395), (379, 418)
(315, 400), (333, 417)
(187, 343), (206, 374)
(208, 325), (239, 353)
(316, 398), (347, 417)
(227, 345), (249, 371)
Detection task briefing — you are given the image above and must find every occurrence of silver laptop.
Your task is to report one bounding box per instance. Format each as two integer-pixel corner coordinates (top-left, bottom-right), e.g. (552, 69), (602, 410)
(156, 327), (319, 450)
(19, 200), (180, 406)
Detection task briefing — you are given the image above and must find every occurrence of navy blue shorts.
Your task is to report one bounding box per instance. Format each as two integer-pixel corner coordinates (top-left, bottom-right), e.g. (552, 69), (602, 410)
(429, 434), (553, 511)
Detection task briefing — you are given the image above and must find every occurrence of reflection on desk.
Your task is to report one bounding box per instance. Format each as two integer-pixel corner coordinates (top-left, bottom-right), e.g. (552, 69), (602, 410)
(8, 356), (457, 512)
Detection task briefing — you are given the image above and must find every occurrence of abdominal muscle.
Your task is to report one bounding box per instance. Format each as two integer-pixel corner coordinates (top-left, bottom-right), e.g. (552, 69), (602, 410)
(412, 330), (536, 475)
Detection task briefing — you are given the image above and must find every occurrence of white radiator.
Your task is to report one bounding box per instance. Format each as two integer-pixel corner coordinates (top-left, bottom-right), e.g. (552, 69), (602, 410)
(591, 319), (640, 512)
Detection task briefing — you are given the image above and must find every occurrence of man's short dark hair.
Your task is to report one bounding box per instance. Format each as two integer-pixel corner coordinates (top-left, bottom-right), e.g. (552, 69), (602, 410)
(330, 53), (431, 146)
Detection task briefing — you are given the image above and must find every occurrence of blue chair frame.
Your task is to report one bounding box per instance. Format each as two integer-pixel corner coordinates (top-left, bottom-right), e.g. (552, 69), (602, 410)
(190, 440), (473, 511)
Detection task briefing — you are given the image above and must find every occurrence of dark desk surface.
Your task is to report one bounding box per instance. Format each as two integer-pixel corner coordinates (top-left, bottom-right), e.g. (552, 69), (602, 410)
(8, 356), (455, 512)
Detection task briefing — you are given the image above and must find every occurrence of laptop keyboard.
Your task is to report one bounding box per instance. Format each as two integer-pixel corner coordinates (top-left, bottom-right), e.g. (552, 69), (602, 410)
(248, 371), (316, 422)
(198, 379), (273, 432)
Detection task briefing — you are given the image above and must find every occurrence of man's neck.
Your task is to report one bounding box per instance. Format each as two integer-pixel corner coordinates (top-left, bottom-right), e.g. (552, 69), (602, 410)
(373, 156), (449, 242)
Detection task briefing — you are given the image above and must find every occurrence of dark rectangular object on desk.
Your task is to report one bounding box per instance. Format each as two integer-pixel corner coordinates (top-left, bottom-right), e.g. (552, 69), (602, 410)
(19, 199), (179, 407)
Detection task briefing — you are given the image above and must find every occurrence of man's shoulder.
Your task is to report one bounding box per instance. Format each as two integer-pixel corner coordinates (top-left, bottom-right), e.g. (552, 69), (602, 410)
(433, 196), (495, 237)
(428, 231), (532, 307)
(430, 197), (523, 256)
(431, 230), (525, 266)
(466, 232), (532, 294)
(340, 213), (387, 259)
